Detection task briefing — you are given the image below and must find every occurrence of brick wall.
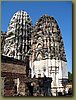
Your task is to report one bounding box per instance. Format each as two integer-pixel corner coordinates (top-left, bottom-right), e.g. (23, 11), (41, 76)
(1, 55), (28, 96)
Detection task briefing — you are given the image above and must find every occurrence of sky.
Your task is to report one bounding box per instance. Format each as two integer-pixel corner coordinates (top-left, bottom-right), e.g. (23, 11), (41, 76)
(1, 1), (72, 73)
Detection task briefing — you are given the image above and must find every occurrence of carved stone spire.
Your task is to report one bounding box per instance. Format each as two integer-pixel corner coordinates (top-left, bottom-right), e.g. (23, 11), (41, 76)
(31, 15), (67, 62)
(3, 10), (32, 61)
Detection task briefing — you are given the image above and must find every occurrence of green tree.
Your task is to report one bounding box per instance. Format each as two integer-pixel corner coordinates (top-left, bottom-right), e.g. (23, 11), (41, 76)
(68, 72), (72, 82)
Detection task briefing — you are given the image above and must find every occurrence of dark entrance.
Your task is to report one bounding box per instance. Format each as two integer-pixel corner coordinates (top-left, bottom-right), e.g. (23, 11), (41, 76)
(26, 76), (52, 96)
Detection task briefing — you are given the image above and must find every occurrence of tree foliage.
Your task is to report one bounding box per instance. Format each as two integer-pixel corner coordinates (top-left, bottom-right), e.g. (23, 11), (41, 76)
(68, 72), (72, 82)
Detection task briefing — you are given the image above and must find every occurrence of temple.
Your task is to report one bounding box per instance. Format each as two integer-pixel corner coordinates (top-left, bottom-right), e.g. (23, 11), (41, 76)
(1, 11), (68, 96)
(30, 15), (68, 95)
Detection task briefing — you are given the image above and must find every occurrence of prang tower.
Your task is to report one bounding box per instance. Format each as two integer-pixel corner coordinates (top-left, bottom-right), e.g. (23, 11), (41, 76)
(30, 15), (68, 91)
(3, 10), (32, 61)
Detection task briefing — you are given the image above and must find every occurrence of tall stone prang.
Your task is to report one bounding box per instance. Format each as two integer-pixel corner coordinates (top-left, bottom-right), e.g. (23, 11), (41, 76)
(30, 15), (68, 92)
(3, 10), (32, 61)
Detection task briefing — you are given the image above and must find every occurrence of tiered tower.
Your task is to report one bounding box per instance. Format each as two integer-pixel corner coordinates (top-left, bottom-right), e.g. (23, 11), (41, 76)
(3, 10), (32, 61)
(30, 15), (68, 93)
(3, 12), (68, 94)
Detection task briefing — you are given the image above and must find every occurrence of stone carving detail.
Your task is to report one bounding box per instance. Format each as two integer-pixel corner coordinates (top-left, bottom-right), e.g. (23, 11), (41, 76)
(3, 10), (32, 61)
(31, 15), (67, 61)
